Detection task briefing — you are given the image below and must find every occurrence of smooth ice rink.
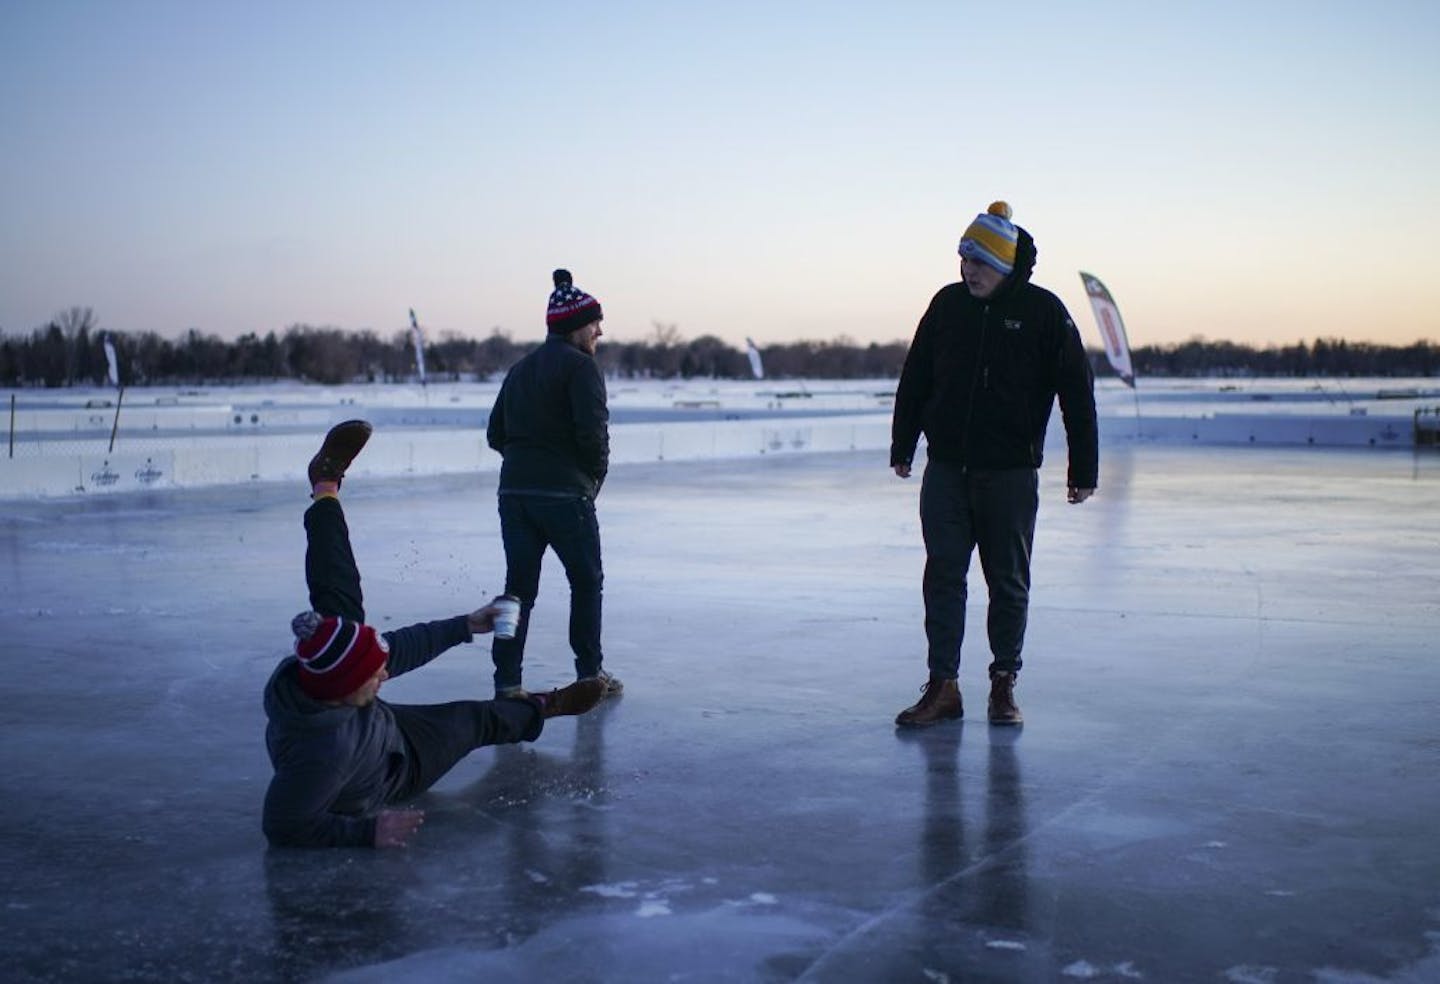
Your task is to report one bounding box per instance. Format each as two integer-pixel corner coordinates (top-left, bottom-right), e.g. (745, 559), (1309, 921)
(2, 442), (1438, 982)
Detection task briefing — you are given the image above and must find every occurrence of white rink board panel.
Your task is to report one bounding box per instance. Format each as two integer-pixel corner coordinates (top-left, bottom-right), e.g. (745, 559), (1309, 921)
(1, 415), (893, 499)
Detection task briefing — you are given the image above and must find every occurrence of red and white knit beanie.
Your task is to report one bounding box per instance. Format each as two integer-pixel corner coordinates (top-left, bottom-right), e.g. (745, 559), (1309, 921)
(291, 611), (390, 701)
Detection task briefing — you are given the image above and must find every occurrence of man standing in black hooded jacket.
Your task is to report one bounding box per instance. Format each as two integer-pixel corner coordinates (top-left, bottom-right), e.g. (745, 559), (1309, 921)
(890, 201), (1098, 728)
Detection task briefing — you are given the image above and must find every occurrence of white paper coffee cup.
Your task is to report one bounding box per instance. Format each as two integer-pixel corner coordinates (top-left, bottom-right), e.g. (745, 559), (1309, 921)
(492, 595), (521, 639)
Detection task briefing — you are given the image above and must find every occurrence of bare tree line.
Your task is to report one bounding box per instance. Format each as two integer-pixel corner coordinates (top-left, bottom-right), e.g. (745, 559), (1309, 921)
(1129, 337), (1439, 378)
(1, 307), (1435, 387)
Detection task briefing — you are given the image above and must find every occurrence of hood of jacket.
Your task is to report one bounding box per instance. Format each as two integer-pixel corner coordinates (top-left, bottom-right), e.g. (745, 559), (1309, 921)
(980, 226), (1038, 302)
(263, 657), (357, 732)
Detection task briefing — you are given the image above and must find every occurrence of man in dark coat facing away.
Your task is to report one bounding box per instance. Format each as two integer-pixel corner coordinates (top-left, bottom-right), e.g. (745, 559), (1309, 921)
(486, 269), (621, 701)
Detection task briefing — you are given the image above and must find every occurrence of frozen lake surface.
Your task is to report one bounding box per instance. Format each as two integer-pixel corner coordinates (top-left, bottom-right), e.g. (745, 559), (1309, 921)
(2, 432), (1439, 980)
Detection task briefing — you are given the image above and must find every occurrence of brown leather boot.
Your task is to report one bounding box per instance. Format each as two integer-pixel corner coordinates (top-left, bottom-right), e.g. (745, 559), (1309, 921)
(538, 677), (605, 719)
(895, 678), (962, 728)
(988, 670), (1023, 725)
(309, 420), (372, 488)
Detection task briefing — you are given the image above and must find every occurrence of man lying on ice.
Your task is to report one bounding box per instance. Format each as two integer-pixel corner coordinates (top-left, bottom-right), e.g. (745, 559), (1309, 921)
(262, 420), (605, 848)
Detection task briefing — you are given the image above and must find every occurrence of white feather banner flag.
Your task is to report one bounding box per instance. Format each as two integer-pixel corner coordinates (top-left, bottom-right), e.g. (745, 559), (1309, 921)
(1079, 272), (1135, 388)
(103, 334), (120, 388)
(408, 308), (428, 385)
(745, 337), (765, 380)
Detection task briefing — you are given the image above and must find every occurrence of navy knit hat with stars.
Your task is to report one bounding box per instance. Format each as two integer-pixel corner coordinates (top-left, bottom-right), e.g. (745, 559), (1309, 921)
(546, 269), (603, 335)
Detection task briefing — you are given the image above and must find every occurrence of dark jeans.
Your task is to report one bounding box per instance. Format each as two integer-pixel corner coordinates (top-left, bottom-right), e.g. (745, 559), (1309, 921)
(302, 498), (540, 800)
(389, 699), (540, 800)
(304, 496), (366, 622)
(492, 493), (604, 693)
(919, 461), (1038, 679)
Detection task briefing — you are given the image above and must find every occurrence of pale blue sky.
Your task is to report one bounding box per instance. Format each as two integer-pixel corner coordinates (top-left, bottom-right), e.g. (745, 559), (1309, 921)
(3, 0), (1438, 350)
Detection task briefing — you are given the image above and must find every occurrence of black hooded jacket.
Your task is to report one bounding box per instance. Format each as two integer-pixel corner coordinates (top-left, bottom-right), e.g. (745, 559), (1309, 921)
(890, 229), (1098, 489)
(486, 335), (609, 498)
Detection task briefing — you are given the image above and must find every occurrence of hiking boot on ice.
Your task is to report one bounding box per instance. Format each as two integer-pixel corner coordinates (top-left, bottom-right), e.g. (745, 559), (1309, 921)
(309, 420), (372, 489)
(895, 678), (962, 728)
(987, 670), (1023, 726)
(537, 678), (605, 719)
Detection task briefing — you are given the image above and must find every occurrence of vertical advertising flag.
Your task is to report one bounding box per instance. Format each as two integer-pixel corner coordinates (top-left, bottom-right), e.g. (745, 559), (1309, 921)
(408, 308), (428, 385)
(103, 333), (120, 388)
(745, 337), (765, 380)
(1079, 272), (1135, 388)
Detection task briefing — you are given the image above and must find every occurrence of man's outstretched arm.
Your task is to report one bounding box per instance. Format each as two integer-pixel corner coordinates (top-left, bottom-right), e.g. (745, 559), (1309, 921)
(381, 600), (501, 678)
(381, 615), (475, 678)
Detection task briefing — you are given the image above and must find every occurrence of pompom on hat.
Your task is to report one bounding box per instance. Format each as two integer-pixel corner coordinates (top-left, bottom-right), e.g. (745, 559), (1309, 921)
(546, 269), (603, 335)
(291, 610), (390, 701)
(958, 201), (1019, 276)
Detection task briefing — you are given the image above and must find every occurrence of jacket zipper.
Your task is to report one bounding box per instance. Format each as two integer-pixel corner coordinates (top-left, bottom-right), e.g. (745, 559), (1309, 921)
(962, 302), (989, 464)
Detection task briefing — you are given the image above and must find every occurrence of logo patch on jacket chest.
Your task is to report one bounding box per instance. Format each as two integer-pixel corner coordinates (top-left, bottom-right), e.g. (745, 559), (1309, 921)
(1003, 319), (1023, 332)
